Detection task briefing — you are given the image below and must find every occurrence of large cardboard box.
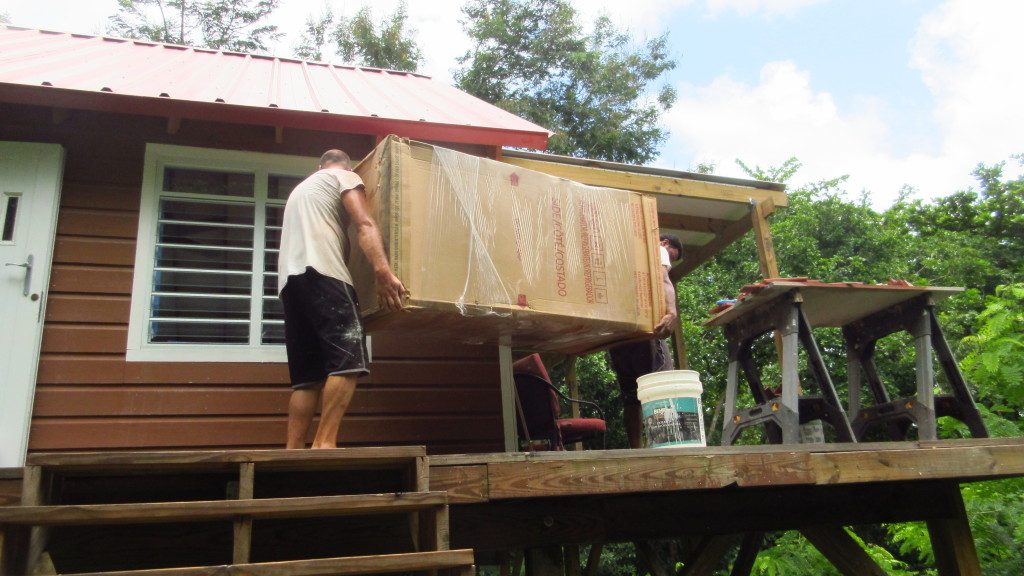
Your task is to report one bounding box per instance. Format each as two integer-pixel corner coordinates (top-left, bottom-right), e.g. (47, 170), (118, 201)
(350, 136), (665, 355)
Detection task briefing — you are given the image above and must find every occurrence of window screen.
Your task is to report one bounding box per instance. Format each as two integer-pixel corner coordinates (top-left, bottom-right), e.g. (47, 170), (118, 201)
(145, 168), (294, 346)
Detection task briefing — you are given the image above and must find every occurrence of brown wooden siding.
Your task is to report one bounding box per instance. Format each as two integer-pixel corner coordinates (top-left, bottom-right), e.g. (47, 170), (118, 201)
(2, 104), (505, 456)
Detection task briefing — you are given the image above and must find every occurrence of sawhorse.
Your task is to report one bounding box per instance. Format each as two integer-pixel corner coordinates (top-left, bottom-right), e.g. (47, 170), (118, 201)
(845, 293), (988, 441)
(706, 281), (987, 445)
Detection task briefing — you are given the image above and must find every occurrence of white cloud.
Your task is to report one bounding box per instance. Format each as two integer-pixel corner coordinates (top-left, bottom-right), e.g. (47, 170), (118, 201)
(660, 61), (900, 199)
(659, 0), (1024, 208)
(910, 0), (1024, 179)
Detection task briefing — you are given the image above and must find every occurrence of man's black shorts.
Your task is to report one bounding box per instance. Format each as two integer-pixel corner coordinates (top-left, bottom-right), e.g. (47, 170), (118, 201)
(280, 267), (369, 389)
(607, 339), (673, 406)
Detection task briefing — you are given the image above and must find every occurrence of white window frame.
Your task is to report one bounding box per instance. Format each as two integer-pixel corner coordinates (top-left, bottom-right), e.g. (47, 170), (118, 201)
(127, 143), (315, 362)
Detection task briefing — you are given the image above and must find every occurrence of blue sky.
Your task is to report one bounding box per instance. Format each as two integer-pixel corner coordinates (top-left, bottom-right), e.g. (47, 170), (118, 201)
(3, 0), (1021, 208)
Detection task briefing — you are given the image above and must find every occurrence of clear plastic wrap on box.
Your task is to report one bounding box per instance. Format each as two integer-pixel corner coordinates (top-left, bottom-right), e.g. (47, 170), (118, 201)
(349, 135), (664, 355)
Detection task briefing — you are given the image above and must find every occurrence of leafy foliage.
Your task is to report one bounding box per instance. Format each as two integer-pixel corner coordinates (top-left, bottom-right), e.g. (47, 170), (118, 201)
(107, 0), (282, 53)
(895, 157), (1024, 295)
(562, 154), (1024, 574)
(455, 0), (676, 163)
(750, 529), (917, 576)
(295, 1), (422, 71)
(959, 284), (1024, 416)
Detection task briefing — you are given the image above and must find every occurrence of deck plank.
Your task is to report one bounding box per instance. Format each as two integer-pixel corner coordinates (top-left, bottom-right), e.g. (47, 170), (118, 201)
(26, 446), (426, 472)
(0, 493), (448, 526)
(69, 549), (476, 576)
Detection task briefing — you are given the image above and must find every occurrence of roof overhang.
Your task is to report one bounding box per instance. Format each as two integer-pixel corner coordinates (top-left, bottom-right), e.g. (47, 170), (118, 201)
(0, 83), (549, 149)
(0, 26), (552, 150)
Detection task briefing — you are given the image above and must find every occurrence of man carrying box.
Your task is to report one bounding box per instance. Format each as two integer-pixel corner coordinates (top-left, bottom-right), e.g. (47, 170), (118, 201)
(278, 149), (407, 449)
(607, 233), (683, 449)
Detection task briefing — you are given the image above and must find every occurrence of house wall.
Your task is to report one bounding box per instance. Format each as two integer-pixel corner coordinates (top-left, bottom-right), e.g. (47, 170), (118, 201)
(0, 103), (505, 455)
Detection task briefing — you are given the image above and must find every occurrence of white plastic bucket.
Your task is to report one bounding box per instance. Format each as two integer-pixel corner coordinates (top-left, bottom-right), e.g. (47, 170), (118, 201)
(636, 370), (706, 448)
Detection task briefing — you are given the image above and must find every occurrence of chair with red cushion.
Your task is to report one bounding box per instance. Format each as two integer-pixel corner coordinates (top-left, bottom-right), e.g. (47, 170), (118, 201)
(511, 354), (606, 451)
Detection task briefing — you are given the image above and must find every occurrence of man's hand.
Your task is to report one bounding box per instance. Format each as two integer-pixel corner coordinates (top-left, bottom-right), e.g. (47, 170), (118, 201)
(376, 270), (408, 312)
(341, 185), (407, 312)
(654, 311), (677, 339)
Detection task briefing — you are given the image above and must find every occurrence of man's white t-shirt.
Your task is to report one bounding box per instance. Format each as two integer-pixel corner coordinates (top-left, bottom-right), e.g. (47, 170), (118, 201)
(277, 168), (365, 295)
(660, 245), (671, 268)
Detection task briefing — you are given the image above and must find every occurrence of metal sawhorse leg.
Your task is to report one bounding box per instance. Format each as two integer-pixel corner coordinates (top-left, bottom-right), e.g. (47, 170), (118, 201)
(721, 292), (856, 446)
(844, 294), (988, 441)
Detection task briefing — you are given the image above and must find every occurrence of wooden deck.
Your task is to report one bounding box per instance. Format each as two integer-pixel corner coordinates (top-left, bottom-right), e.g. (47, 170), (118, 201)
(431, 437), (1024, 574)
(1, 438), (1022, 575)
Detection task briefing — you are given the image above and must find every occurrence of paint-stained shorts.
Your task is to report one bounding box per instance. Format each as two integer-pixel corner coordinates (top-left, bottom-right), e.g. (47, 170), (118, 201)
(607, 339), (673, 406)
(280, 267), (370, 389)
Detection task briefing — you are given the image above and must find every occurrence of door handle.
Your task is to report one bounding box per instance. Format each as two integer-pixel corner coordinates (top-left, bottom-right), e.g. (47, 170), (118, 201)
(5, 254), (33, 296)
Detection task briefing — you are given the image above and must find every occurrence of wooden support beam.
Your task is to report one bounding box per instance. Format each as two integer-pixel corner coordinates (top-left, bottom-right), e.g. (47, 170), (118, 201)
(275, 126), (284, 144)
(512, 549), (525, 576)
(749, 198), (779, 280)
(167, 117), (182, 135)
(583, 544), (602, 576)
(747, 198), (785, 366)
(232, 462), (254, 565)
(634, 541), (672, 576)
(801, 525), (887, 576)
(564, 545), (581, 576)
(565, 356), (585, 451)
(449, 479), (973, 551)
(525, 546), (564, 576)
(672, 321), (688, 370)
(57, 550), (477, 576)
(415, 455), (429, 492)
(499, 157), (788, 208)
(0, 492), (450, 526)
(730, 532), (763, 576)
(21, 466), (47, 576)
(499, 552), (512, 576)
(434, 504), (451, 551)
(927, 482), (982, 576)
(499, 340), (516, 452)
(566, 357), (580, 419)
(27, 446), (426, 469)
(680, 535), (736, 576)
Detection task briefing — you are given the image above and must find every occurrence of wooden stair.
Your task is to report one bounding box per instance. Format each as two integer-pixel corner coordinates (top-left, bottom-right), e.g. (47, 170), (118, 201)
(0, 447), (475, 576)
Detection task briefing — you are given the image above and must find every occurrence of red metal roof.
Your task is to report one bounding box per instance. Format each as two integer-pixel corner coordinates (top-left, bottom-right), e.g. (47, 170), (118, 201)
(0, 25), (552, 149)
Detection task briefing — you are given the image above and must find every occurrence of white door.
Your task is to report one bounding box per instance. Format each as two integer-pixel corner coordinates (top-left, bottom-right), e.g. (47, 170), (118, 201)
(0, 142), (64, 467)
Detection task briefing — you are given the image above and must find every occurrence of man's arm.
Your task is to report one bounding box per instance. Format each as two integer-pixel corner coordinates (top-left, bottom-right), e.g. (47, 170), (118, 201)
(653, 265), (677, 339)
(340, 186), (407, 311)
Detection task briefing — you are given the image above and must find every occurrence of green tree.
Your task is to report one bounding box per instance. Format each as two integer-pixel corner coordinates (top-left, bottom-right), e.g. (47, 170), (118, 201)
(894, 156), (1024, 295)
(293, 3), (333, 61)
(107, 0), (281, 53)
(295, 1), (421, 71)
(888, 283), (1024, 575)
(559, 155), (1024, 574)
(455, 0), (676, 164)
(959, 283), (1024, 419)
